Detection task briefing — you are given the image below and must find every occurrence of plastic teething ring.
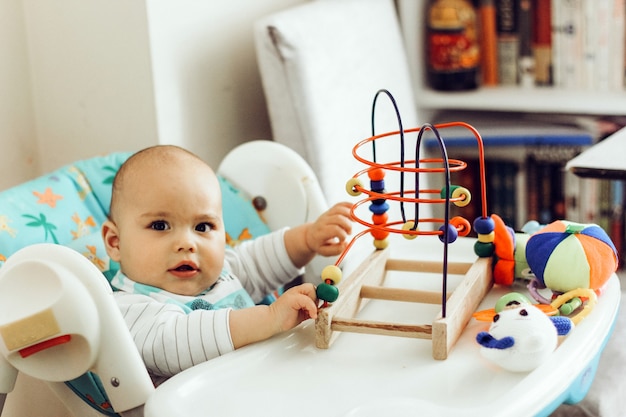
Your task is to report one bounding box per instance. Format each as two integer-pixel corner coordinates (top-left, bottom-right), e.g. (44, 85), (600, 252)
(550, 288), (597, 325)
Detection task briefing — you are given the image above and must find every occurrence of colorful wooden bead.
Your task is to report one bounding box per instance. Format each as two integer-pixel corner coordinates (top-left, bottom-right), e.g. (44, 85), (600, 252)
(440, 185), (471, 207)
(402, 220), (418, 240)
(473, 216), (495, 235)
(440, 185), (460, 199)
(371, 228), (390, 240)
(373, 238), (389, 249)
(368, 167), (385, 181)
(450, 216), (471, 237)
(474, 241), (495, 257)
(316, 283), (339, 303)
(438, 223), (458, 243)
(370, 179), (386, 205)
(369, 201), (390, 214)
(451, 186), (471, 207)
(477, 231), (495, 243)
(346, 178), (363, 196)
(369, 179), (385, 192)
(321, 265), (342, 286)
(372, 212), (388, 225)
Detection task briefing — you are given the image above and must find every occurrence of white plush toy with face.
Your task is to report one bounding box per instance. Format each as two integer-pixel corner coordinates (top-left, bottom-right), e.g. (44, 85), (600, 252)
(476, 302), (573, 372)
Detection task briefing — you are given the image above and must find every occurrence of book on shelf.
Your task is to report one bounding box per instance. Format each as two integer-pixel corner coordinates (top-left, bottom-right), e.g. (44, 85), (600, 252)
(517, 0), (534, 87)
(567, 176), (625, 265)
(447, 0), (626, 90)
(423, 112), (595, 230)
(480, 0), (499, 85)
(532, 0), (552, 85)
(495, 0), (519, 85)
(609, 0), (626, 89)
(551, 0), (584, 88)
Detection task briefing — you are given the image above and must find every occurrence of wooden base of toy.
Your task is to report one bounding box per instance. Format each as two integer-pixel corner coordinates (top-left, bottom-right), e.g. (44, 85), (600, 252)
(315, 247), (493, 359)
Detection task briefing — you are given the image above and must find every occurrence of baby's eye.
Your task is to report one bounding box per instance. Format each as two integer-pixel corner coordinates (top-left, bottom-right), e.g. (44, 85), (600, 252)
(195, 222), (215, 233)
(150, 221), (170, 231)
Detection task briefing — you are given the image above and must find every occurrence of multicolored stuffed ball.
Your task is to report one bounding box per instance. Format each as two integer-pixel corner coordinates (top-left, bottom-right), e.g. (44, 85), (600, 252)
(525, 220), (618, 293)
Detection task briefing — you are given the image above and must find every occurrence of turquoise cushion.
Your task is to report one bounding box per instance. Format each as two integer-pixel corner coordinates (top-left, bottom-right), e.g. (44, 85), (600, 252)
(0, 157), (127, 263)
(65, 233), (119, 282)
(73, 152), (133, 215)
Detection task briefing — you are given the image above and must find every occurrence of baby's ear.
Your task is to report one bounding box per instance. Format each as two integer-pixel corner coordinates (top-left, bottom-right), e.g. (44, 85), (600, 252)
(102, 220), (121, 262)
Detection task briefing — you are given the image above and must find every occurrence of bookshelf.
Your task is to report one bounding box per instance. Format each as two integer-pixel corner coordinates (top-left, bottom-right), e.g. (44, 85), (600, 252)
(397, 0), (626, 263)
(414, 87), (626, 116)
(396, 0), (626, 119)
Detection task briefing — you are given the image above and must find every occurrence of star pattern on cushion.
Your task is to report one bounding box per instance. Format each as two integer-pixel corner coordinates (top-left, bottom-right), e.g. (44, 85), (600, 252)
(33, 187), (64, 208)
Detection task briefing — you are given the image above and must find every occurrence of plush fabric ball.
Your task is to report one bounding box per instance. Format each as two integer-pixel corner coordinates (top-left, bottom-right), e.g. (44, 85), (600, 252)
(525, 220), (618, 293)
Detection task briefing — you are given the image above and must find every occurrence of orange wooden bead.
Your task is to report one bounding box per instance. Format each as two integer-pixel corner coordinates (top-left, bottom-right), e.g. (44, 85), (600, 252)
(372, 212), (388, 225)
(370, 228), (389, 240)
(368, 167), (385, 181)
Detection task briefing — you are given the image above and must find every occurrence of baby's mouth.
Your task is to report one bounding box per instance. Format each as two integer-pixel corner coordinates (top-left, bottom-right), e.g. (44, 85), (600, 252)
(169, 261), (199, 277)
(175, 264), (195, 271)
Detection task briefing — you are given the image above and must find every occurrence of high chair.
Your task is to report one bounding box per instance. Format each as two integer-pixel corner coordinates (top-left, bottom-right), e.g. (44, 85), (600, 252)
(0, 139), (329, 416)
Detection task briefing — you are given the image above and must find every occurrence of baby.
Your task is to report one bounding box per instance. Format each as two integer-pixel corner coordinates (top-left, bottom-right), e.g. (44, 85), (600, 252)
(102, 145), (352, 378)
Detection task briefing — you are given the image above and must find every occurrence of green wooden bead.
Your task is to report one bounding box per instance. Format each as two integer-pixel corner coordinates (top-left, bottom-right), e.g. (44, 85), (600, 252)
(440, 185), (460, 199)
(316, 283), (339, 303)
(474, 241), (494, 257)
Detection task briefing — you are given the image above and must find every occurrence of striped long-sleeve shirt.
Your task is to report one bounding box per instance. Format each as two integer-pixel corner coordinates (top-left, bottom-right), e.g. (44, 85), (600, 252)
(113, 228), (302, 378)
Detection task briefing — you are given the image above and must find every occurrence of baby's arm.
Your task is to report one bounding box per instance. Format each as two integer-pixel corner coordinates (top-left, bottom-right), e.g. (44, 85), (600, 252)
(228, 283), (318, 348)
(283, 202), (353, 268)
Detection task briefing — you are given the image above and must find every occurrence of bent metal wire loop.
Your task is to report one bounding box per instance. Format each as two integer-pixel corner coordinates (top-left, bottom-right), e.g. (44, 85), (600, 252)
(335, 89), (489, 319)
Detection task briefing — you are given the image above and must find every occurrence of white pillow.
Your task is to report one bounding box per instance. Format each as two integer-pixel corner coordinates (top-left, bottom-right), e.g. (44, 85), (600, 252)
(254, 0), (424, 209)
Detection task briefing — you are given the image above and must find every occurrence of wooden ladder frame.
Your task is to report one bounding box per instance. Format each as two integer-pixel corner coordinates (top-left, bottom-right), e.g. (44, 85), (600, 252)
(315, 247), (493, 359)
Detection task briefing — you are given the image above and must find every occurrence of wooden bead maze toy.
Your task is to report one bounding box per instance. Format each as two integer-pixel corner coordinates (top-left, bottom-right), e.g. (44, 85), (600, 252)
(314, 90), (494, 360)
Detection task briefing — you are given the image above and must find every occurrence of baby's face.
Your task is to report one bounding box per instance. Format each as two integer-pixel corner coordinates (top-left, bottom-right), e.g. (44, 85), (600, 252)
(111, 156), (225, 296)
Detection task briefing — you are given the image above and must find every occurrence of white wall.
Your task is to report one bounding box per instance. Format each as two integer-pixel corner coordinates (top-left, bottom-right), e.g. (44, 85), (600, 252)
(146, 1), (302, 167)
(0, 0), (39, 189)
(22, 0), (158, 173)
(0, 0), (306, 188)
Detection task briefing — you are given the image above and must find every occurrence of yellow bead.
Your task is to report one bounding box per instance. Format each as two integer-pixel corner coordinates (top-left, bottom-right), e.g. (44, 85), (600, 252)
(402, 221), (418, 240)
(321, 265), (342, 285)
(345, 178), (363, 196)
(451, 186), (471, 207)
(477, 231), (495, 243)
(373, 238), (389, 249)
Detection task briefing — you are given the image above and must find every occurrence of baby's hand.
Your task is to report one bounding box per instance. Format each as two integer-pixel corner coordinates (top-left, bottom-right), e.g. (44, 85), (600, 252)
(306, 202), (353, 257)
(269, 283), (318, 332)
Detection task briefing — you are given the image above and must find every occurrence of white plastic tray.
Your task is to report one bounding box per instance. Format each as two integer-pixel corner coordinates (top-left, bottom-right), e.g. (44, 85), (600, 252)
(145, 237), (620, 417)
